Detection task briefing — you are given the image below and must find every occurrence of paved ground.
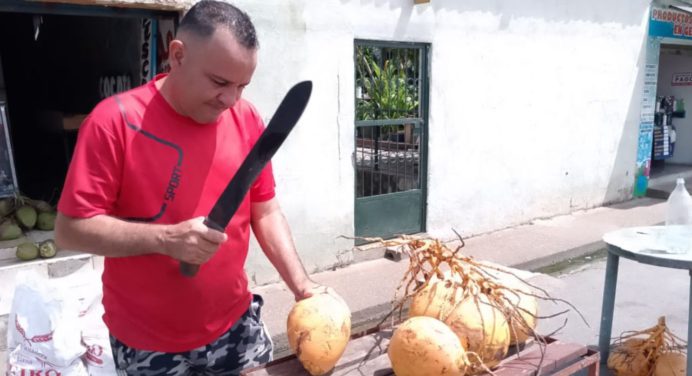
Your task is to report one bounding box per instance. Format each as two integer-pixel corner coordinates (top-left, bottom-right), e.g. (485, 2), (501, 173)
(531, 251), (689, 375)
(538, 254), (689, 348)
(0, 194), (674, 374)
(258, 196), (668, 360)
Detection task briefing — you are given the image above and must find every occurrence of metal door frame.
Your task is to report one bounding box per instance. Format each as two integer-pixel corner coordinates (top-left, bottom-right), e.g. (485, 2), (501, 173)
(354, 39), (430, 241)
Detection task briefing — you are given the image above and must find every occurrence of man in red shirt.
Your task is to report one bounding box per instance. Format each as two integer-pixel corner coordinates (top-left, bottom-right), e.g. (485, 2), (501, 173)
(55, 1), (326, 374)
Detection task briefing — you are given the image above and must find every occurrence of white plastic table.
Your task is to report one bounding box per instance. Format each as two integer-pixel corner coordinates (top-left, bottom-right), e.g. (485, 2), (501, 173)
(599, 225), (692, 374)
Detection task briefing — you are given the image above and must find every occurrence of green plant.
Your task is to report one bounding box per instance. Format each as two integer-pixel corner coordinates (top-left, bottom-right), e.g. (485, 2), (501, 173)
(356, 47), (419, 121)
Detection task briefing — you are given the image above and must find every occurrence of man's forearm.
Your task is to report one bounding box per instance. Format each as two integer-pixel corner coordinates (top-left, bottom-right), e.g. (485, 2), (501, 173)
(55, 213), (167, 257)
(252, 206), (312, 296)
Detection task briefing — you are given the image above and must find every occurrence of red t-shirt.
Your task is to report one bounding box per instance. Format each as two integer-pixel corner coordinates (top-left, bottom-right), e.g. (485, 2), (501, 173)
(58, 74), (276, 352)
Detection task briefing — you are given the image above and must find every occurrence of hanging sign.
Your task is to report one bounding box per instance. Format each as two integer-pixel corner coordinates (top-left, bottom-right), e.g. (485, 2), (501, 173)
(99, 75), (132, 99)
(650, 7), (692, 40)
(641, 64), (658, 123)
(140, 18), (153, 84)
(0, 103), (18, 198)
(633, 37), (661, 197)
(672, 72), (692, 86)
(157, 19), (176, 74)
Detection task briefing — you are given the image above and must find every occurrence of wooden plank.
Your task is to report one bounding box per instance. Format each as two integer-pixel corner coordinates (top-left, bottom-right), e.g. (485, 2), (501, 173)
(551, 350), (600, 376)
(243, 331), (596, 376)
(241, 329), (393, 376)
(480, 341), (587, 376)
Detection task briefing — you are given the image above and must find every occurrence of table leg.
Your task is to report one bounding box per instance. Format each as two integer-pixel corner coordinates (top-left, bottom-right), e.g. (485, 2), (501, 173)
(598, 250), (619, 365)
(687, 270), (692, 376)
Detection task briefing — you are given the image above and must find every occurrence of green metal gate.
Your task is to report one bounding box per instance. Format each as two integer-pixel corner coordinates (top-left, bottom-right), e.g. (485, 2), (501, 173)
(354, 40), (429, 241)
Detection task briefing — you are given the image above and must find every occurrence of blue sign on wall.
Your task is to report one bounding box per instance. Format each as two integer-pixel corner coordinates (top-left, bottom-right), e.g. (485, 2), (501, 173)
(650, 7), (692, 40)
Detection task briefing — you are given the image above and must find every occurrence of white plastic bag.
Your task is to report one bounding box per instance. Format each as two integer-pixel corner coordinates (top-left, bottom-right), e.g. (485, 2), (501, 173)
(6, 271), (87, 376)
(79, 288), (116, 375)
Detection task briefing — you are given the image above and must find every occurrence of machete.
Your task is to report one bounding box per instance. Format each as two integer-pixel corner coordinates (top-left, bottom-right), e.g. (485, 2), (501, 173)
(180, 80), (313, 277)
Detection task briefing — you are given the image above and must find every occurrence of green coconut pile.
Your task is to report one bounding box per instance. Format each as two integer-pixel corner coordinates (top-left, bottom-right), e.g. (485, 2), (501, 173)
(0, 195), (58, 261)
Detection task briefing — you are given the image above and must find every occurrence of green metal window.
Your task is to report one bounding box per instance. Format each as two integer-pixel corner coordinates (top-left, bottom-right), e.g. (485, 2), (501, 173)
(355, 43), (425, 198)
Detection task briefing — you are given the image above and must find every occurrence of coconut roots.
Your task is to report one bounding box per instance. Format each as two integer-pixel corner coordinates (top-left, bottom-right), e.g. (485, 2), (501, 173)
(356, 232), (585, 375)
(608, 317), (687, 376)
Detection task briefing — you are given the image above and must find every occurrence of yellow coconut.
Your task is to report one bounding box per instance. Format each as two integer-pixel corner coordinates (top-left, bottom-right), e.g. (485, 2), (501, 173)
(494, 274), (538, 345)
(286, 291), (352, 376)
(409, 277), (465, 325)
(654, 352), (686, 376)
(408, 278), (510, 372)
(388, 316), (467, 376)
(444, 294), (510, 372)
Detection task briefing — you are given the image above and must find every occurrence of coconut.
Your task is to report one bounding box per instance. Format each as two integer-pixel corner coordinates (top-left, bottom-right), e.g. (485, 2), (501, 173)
(0, 197), (15, 218)
(16, 242), (39, 261)
(15, 205), (37, 230)
(287, 291), (352, 375)
(39, 239), (57, 258)
(444, 294), (510, 372)
(409, 278), (510, 372)
(409, 276), (465, 323)
(0, 219), (22, 240)
(388, 316), (467, 376)
(30, 199), (53, 213)
(37, 212), (56, 231)
(654, 352), (686, 376)
(493, 274), (539, 344)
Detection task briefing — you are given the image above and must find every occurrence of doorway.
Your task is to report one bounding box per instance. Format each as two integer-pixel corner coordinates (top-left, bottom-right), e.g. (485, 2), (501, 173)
(353, 40), (429, 241)
(0, 3), (177, 203)
(647, 41), (692, 197)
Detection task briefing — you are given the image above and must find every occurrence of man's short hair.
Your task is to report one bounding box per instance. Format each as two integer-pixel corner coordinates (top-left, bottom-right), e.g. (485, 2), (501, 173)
(178, 0), (258, 49)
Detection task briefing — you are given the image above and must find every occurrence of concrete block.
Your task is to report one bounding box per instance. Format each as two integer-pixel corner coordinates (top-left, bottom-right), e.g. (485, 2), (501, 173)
(0, 314), (6, 376)
(0, 254), (97, 316)
(384, 247), (404, 262)
(0, 313), (7, 351)
(48, 257), (92, 278)
(0, 349), (5, 376)
(0, 263), (49, 316)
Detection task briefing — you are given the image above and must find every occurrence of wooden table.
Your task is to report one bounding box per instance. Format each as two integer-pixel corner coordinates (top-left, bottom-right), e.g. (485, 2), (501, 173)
(599, 225), (692, 375)
(242, 326), (599, 376)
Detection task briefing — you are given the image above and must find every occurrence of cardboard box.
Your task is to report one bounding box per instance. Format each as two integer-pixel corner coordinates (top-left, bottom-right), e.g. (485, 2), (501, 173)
(63, 114), (88, 130)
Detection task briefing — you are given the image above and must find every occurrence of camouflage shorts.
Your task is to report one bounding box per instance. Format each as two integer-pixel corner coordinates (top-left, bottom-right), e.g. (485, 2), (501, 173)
(110, 294), (273, 376)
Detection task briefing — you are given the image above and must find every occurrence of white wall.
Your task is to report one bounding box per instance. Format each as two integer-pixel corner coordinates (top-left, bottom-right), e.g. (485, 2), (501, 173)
(234, 0), (651, 284)
(658, 50), (692, 164)
(426, 2), (648, 237)
(35, 0), (653, 284)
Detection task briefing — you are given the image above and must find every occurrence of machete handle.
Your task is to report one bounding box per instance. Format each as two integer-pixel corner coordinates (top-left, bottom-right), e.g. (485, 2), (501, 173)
(179, 217), (226, 277)
(180, 262), (199, 277)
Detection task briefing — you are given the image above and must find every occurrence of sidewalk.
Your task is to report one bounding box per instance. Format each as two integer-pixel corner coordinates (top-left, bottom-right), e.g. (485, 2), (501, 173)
(257, 196), (667, 358)
(0, 196), (668, 372)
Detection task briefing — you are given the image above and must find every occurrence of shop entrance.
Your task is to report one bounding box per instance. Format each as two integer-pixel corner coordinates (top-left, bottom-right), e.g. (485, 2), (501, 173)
(634, 3), (692, 198)
(647, 41), (692, 197)
(0, 3), (177, 203)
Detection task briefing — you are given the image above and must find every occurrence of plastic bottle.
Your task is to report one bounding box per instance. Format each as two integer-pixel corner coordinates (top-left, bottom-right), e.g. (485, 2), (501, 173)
(665, 178), (692, 225)
(663, 178), (692, 253)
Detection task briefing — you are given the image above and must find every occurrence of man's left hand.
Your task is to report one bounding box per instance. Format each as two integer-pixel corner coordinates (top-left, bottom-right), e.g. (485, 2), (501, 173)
(294, 281), (344, 302)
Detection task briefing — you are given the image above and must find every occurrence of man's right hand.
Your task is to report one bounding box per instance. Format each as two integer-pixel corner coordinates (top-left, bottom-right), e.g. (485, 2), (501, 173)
(159, 217), (228, 265)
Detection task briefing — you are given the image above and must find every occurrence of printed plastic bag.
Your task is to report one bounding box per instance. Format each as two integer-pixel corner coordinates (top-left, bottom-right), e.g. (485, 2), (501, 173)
(6, 271), (87, 376)
(79, 288), (115, 375)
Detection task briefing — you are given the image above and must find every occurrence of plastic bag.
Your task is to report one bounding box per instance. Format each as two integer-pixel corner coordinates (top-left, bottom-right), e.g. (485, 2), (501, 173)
(6, 271), (88, 376)
(79, 288), (116, 375)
